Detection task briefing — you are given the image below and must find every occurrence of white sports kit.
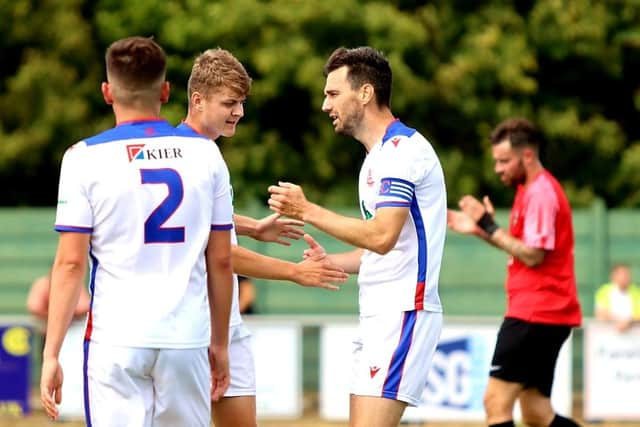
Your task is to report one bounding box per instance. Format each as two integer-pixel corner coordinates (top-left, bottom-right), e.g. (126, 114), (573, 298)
(353, 119), (446, 405)
(55, 119), (234, 426)
(177, 122), (256, 398)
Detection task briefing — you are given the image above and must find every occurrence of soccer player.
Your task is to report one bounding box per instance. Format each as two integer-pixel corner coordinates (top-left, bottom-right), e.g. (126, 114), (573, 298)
(268, 46), (447, 427)
(179, 48), (348, 427)
(447, 118), (582, 427)
(40, 37), (234, 427)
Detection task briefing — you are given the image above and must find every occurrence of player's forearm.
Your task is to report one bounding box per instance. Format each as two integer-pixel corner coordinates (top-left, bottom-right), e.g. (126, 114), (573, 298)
(325, 249), (362, 274)
(207, 259), (233, 348)
(232, 245), (296, 281)
(489, 229), (544, 267)
(206, 230), (233, 348)
(43, 264), (86, 359)
(303, 203), (394, 254)
(232, 214), (258, 239)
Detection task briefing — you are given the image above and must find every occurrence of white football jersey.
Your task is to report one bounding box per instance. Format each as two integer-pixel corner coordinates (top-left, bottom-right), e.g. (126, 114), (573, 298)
(357, 120), (446, 316)
(55, 119), (234, 348)
(177, 122), (243, 329)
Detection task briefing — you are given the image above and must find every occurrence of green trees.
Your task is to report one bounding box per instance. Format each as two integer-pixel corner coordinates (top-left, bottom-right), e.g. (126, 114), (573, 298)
(1, 0), (638, 207)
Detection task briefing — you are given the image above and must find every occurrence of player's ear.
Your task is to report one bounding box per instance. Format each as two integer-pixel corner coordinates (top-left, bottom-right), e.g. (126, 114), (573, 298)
(160, 81), (170, 104)
(360, 83), (374, 105)
(101, 82), (113, 105)
(191, 91), (204, 112)
(522, 146), (537, 164)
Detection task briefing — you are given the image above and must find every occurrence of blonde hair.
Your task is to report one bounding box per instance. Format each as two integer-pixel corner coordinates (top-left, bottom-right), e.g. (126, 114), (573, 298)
(187, 48), (251, 101)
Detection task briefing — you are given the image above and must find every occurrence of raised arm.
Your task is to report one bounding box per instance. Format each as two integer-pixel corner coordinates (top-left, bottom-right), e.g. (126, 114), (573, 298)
(268, 182), (408, 255)
(450, 195), (545, 267)
(231, 243), (348, 290)
(233, 212), (304, 245)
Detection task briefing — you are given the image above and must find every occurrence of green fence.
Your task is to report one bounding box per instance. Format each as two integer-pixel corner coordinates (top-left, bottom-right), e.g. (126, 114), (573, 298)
(1, 201), (639, 316)
(1, 202), (639, 392)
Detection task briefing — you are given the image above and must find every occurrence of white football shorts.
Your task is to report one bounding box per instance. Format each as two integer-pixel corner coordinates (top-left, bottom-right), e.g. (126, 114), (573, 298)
(83, 341), (210, 427)
(224, 323), (256, 397)
(350, 309), (443, 406)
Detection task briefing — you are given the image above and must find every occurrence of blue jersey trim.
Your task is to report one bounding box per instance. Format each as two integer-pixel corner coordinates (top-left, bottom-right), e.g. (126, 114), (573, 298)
(411, 196), (428, 285)
(55, 225), (93, 233)
(84, 120), (205, 146)
(376, 201), (411, 208)
(382, 120), (416, 145)
(176, 122), (210, 140)
(382, 310), (417, 399)
(211, 224), (233, 231)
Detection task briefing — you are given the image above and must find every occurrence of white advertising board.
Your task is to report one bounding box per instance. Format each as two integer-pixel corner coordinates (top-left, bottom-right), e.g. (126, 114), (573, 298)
(245, 321), (303, 418)
(583, 322), (640, 421)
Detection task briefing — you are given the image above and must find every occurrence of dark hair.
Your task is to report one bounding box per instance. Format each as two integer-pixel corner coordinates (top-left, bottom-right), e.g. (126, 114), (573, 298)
(323, 47), (392, 108)
(105, 36), (166, 90)
(490, 117), (541, 150)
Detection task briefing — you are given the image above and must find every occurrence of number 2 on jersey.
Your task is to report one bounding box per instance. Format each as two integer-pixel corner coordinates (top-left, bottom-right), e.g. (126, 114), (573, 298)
(140, 168), (185, 243)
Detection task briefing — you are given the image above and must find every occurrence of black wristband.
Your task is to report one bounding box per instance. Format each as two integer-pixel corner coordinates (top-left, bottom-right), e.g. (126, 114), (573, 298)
(477, 212), (499, 236)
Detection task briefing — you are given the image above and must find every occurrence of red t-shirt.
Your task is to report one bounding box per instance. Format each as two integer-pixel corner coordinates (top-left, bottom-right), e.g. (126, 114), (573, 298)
(505, 170), (582, 326)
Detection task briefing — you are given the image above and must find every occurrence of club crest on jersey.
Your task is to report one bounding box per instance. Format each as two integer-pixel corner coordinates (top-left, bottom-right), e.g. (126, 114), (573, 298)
(379, 179), (392, 194)
(126, 144), (184, 162)
(391, 137), (401, 147)
(366, 169), (375, 187)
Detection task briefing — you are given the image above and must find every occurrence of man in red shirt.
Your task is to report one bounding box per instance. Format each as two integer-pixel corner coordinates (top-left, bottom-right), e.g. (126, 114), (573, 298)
(448, 118), (582, 427)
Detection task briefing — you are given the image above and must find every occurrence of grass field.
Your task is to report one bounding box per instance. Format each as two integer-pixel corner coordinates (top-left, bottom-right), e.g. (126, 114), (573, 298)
(0, 391), (636, 427)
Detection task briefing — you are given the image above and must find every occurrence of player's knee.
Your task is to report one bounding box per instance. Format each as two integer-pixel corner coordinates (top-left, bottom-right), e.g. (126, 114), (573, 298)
(483, 389), (510, 416)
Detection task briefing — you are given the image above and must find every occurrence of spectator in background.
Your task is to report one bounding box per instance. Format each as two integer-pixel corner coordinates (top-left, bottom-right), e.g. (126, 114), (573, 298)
(595, 264), (640, 332)
(237, 275), (257, 315)
(27, 273), (90, 323)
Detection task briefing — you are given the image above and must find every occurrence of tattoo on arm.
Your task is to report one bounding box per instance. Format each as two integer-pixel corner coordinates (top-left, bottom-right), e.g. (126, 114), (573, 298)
(493, 231), (534, 264)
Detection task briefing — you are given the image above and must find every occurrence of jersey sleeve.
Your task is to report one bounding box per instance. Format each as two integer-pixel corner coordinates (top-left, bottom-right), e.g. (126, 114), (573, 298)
(210, 146), (234, 231)
(54, 143), (93, 233)
(522, 187), (558, 250)
(375, 136), (432, 209)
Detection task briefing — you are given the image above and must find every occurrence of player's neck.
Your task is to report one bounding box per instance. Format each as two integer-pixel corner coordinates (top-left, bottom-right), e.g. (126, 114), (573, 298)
(183, 112), (219, 141)
(356, 108), (396, 152)
(524, 161), (545, 186)
(113, 104), (162, 125)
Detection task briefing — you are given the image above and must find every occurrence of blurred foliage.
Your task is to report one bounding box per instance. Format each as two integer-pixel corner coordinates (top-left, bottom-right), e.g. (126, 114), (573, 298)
(1, 0), (639, 207)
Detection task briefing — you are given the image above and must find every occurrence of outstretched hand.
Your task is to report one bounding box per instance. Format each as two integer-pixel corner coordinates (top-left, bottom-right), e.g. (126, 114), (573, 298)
(446, 209), (479, 235)
(267, 182), (309, 221)
(254, 213), (304, 246)
(302, 234), (326, 260)
(293, 233), (347, 290)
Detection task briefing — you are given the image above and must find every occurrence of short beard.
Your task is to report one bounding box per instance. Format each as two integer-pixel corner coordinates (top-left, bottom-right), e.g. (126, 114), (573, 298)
(335, 101), (364, 137)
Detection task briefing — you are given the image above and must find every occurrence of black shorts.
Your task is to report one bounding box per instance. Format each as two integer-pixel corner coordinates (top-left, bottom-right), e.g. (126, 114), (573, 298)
(490, 317), (571, 397)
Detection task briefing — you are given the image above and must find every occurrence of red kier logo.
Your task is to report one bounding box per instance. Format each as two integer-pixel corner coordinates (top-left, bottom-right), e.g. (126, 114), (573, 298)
(127, 144), (145, 162)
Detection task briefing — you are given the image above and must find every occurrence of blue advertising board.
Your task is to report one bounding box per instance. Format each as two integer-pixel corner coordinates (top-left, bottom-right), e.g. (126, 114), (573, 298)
(0, 325), (32, 417)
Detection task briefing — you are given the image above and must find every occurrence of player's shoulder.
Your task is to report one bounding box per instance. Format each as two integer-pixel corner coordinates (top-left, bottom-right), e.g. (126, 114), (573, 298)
(381, 120), (416, 148)
(381, 120), (433, 152)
